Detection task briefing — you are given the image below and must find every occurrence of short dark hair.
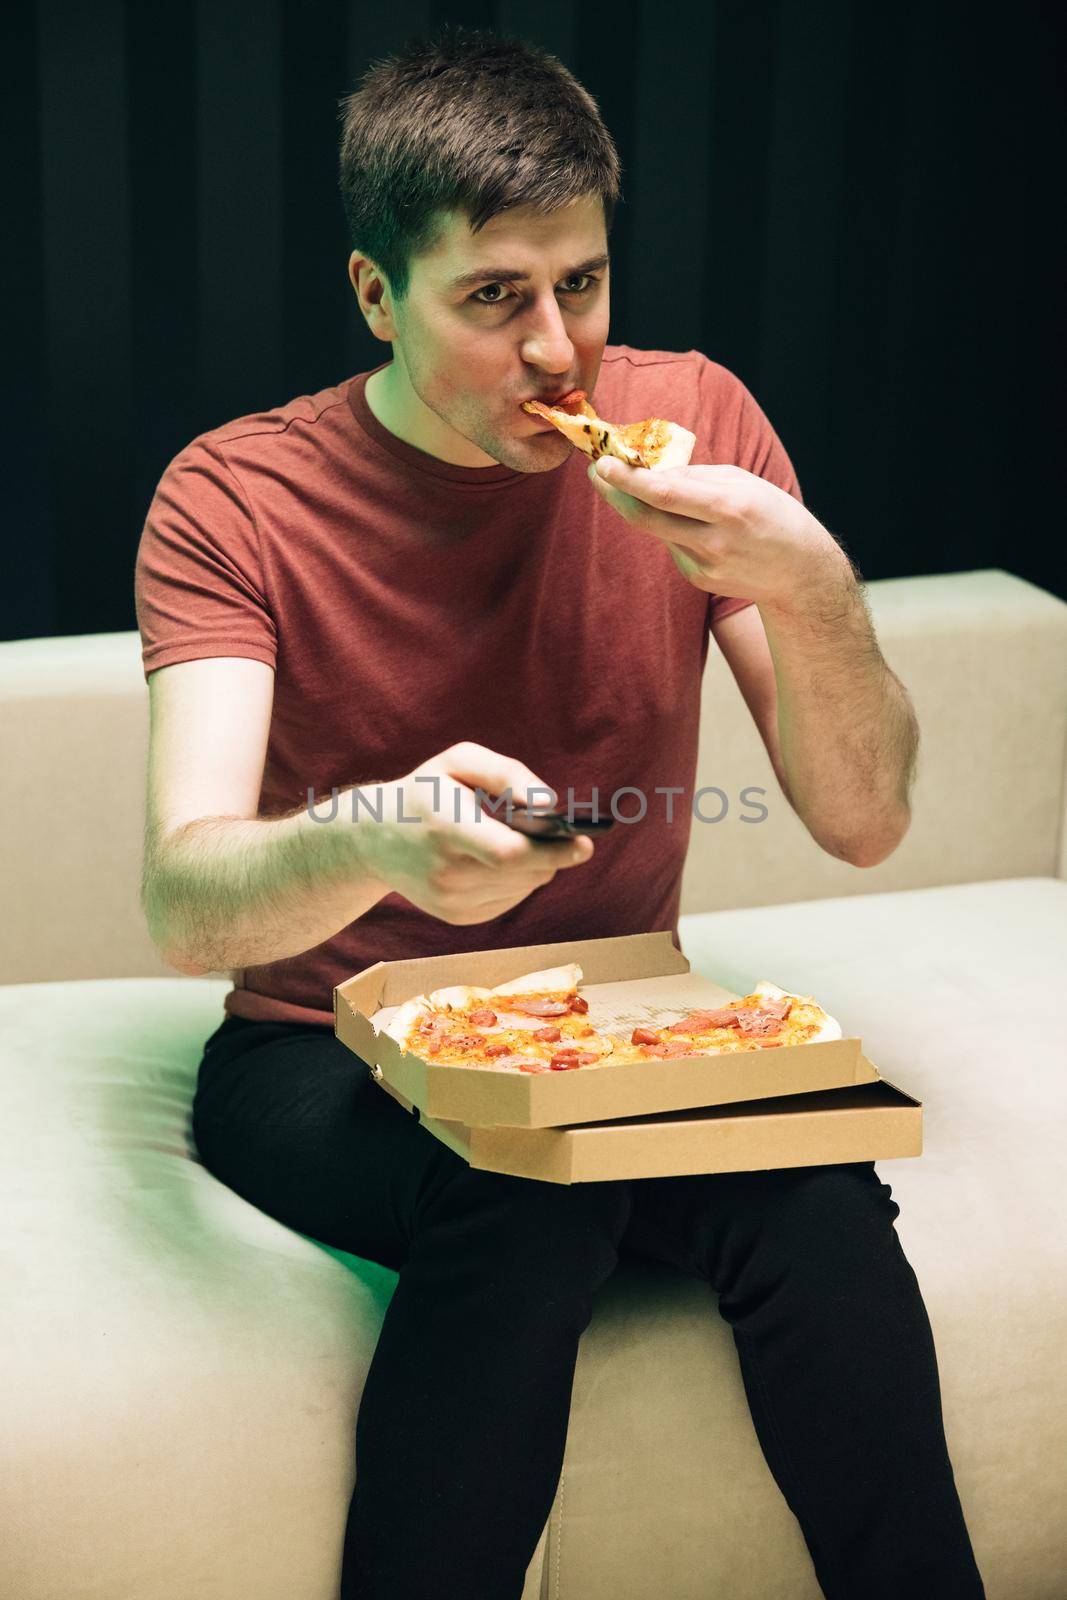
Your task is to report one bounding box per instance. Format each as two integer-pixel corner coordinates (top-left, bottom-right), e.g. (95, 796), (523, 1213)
(337, 23), (622, 306)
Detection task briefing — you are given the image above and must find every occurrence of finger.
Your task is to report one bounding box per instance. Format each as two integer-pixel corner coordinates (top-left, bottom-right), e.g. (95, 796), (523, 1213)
(437, 781), (513, 866)
(589, 473), (718, 556)
(484, 825), (595, 874)
(443, 784), (589, 870)
(433, 742), (558, 811)
(590, 458), (738, 524)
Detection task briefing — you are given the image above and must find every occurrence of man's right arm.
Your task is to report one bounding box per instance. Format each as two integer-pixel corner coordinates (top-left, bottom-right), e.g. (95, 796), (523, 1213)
(141, 660), (592, 976)
(142, 658), (387, 975)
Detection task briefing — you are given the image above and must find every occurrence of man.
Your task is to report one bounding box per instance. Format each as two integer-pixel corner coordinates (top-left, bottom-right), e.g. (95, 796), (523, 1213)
(134, 23), (984, 1600)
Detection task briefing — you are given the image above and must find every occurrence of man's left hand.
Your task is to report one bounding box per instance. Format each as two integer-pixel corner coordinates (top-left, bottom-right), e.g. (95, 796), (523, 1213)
(587, 457), (849, 609)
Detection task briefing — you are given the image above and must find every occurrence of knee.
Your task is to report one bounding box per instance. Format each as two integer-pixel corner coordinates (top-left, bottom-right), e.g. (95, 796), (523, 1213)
(416, 1169), (633, 1299)
(759, 1162), (902, 1267)
(709, 1164), (907, 1314)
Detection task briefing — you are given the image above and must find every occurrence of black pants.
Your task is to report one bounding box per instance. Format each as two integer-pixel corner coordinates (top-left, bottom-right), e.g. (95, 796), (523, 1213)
(191, 1014), (985, 1600)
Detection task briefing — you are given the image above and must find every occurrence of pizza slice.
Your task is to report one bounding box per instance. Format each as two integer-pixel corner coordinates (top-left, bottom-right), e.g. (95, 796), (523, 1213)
(375, 962), (616, 1075)
(521, 390), (696, 471)
(611, 979), (842, 1061)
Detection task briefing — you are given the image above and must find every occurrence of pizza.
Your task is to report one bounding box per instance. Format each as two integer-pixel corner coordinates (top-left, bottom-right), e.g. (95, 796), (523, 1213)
(373, 966), (841, 1075)
(608, 981), (842, 1062)
(379, 963), (616, 1076)
(521, 390), (696, 471)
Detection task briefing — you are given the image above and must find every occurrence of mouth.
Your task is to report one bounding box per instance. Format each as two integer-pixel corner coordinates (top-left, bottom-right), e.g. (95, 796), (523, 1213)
(519, 388), (582, 410)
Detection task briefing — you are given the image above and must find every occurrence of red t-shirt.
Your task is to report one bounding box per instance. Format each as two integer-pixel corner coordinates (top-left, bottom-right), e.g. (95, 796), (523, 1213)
(135, 344), (800, 1025)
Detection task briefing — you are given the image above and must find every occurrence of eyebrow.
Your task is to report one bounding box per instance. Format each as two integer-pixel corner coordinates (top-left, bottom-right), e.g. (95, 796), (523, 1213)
(448, 253), (611, 291)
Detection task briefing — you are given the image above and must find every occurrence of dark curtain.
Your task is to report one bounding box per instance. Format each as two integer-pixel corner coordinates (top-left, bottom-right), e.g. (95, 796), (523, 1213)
(3, 0), (1063, 644)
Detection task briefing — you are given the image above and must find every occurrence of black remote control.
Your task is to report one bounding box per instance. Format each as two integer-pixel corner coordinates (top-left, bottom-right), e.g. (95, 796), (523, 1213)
(502, 803), (616, 840)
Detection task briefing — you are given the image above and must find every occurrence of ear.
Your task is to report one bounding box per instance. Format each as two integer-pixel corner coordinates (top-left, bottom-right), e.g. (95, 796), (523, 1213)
(349, 254), (396, 341)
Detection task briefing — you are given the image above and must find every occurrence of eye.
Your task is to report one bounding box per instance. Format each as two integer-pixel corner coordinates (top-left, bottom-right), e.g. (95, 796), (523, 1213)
(470, 273), (602, 307)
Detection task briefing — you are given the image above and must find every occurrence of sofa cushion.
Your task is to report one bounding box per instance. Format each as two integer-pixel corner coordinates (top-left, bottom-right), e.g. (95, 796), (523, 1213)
(1, 977), (408, 1600)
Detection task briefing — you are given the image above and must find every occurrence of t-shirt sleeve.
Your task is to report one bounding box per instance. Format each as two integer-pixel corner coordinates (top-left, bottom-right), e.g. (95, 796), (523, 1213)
(134, 438), (278, 680)
(696, 356), (804, 629)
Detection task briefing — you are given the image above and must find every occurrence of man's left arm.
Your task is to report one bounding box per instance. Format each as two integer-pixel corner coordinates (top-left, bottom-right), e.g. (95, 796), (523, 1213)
(713, 590), (918, 868)
(586, 456), (920, 869)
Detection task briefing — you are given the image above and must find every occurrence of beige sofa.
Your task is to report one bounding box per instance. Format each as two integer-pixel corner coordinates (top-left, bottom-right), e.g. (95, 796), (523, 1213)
(1, 568), (1065, 1600)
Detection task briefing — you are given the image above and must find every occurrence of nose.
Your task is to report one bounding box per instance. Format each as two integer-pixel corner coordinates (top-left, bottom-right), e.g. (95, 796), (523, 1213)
(520, 293), (576, 373)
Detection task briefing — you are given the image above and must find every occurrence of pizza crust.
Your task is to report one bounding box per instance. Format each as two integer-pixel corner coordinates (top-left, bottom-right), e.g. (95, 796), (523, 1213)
(426, 984), (493, 1012)
(377, 995), (433, 1048)
(752, 979), (841, 1042)
(488, 963), (583, 998)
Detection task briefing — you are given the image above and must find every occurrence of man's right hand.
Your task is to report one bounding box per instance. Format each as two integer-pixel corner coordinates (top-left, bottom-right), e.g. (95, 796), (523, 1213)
(350, 742), (594, 926)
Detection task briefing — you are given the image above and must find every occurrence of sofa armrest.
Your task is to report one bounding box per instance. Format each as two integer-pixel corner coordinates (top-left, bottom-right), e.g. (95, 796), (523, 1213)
(680, 569), (1067, 915)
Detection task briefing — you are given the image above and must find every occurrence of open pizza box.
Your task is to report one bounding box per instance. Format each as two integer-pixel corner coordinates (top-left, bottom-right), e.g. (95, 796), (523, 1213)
(333, 932), (922, 1178)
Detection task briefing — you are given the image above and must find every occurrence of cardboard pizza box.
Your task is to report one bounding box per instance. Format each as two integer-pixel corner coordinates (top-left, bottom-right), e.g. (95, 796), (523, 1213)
(333, 931), (879, 1130)
(368, 1070), (922, 1183)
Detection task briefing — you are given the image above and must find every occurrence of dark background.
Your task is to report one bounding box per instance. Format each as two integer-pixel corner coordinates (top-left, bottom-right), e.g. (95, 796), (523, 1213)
(3, 0), (1063, 645)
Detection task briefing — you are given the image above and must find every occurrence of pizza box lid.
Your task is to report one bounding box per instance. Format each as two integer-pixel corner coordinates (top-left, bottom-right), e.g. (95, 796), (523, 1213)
(369, 1067), (922, 1183)
(333, 931), (877, 1129)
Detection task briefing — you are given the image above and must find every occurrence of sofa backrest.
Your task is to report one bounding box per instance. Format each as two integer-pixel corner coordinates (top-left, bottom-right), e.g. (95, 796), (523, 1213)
(1, 568), (1064, 983)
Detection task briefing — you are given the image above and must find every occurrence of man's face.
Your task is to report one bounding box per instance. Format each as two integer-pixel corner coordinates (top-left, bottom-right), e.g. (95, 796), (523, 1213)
(349, 195), (611, 471)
